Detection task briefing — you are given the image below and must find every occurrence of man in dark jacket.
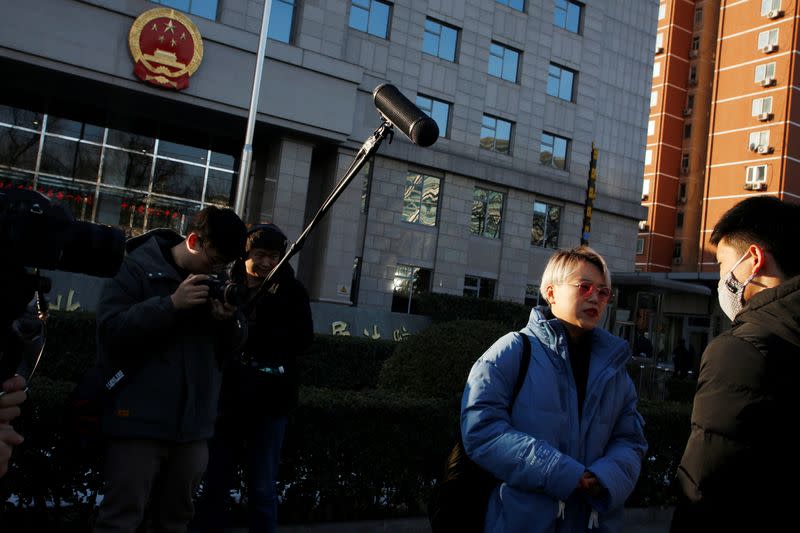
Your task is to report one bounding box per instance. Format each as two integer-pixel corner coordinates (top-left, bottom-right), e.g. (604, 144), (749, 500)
(93, 206), (247, 533)
(671, 196), (800, 532)
(196, 223), (313, 533)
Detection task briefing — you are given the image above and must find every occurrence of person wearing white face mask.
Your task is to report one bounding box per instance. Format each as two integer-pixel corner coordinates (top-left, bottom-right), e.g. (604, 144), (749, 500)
(671, 196), (800, 532)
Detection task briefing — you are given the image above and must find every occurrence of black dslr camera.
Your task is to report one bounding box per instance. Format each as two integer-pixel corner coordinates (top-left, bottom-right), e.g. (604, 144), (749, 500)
(0, 188), (126, 381)
(199, 275), (248, 307)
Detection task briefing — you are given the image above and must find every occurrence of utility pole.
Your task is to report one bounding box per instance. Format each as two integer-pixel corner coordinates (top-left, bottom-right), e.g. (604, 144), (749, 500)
(233, 0), (273, 217)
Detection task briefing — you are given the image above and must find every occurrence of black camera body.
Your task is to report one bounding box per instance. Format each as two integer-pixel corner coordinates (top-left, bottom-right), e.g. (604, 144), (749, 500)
(199, 275), (248, 307)
(0, 189), (126, 381)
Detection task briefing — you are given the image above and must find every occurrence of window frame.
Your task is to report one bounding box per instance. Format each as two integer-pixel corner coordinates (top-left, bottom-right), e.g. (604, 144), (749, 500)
(553, 0), (583, 34)
(746, 165), (767, 184)
(463, 275), (497, 299)
(416, 94), (451, 138)
(391, 264), (432, 314)
(422, 17), (459, 62)
(754, 62), (776, 82)
(752, 96), (773, 115)
(531, 200), (562, 249)
(540, 131), (570, 170)
(547, 63), (577, 102)
(401, 171), (441, 227)
(488, 41), (521, 83)
(761, 0), (781, 16)
(348, 0), (392, 39)
(758, 28), (779, 49)
(480, 114), (513, 154)
(470, 186), (505, 239)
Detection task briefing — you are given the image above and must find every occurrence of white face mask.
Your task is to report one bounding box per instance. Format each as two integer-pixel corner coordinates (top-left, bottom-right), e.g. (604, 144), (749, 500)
(717, 250), (757, 321)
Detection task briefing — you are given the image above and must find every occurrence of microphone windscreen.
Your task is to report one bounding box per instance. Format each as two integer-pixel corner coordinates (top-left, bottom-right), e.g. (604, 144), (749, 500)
(372, 83), (439, 147)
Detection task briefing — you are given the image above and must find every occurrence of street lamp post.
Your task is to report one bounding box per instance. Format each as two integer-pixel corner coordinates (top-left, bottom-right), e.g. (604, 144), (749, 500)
(233, 0), (272, 217)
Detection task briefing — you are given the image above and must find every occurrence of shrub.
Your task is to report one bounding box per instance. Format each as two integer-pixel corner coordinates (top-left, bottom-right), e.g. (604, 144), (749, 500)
(300, 335), (396, 390)
(414, 292), (530, 328)
(377, 320), (512, 402)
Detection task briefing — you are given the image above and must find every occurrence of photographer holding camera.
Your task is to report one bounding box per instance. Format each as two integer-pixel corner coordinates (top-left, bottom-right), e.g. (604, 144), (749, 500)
(194, 223), (313, 533)
(92, 206), (247, 533)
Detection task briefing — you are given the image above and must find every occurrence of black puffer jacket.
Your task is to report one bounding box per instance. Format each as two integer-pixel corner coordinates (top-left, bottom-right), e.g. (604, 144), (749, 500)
(96, 230), (245, 442)
(671, 275), (800, 531)
(219, 262), (313, 417)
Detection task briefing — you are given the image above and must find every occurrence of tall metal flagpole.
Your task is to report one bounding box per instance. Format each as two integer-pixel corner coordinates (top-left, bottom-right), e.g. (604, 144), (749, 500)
(234, 0), (273, 217)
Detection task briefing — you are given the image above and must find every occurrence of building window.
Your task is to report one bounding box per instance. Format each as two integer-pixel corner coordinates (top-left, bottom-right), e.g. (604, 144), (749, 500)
(554, 0), (582, 34)
(676, 211), (684, 228)
(0, 104), (239, 237)
(401, 171), (440, 226)
(689, 65), (697, 83)
(416, 95), (450, 138)
(480, 115), (513, 154)
(349, 0), (391, 39)
(650, 91), (658, 108)
(642, 178), (650, 199)
(761, 0), (781, 16)
(658, 2), (666, 20)
(749, 130), (770, 149)
(758, 28), (779, 49)
(636, 238), (645, 255)
(694, 7), (703, 25)
(687, 94), (695, 110)
(540, 132), (570, 170)
(681, 153), (690, 174)
(746, 165), (767, 184)
(752, 96), (773, 116)
(488, 42), (520, 82)
(470, 187), (504, 239)
(653, 61), (661, 78)
(464, 275), (496, 299)
(648, 120), (655, 136)
(673, 241), (682, 258)
(655, 33), (664, 52)
(683, 124), (692, 138)
(268, 0), (295, 43)
(679, 182), (687, 201)
(525, 284), (543, 307)
(531, 201), (561, 249)
(150, 0), (217, 20)
(392, 264), (431, 313)
(691, 36), (700, 51)
(754, 62), (776, 83)
(547, 63), (576, 101)
(645, 150), (652, 165)
(423, 18), (459, 62)
(497, 0), (525, 12)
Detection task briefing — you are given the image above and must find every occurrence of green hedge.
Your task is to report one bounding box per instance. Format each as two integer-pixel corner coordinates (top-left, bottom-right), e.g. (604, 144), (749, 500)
(378, 319), (512, 402)
(414, 292), (530, 328)
(301, 335), (396, 390)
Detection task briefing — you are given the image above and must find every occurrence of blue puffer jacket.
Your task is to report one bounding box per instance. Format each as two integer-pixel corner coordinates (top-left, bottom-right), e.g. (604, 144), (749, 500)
(461, 307), (647, 533)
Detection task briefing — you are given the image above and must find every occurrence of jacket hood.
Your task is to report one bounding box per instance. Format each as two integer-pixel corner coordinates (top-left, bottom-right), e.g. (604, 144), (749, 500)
(125, 228), (183, 253)
(734, 274), (800, 348)
(526, 306), (631, 371)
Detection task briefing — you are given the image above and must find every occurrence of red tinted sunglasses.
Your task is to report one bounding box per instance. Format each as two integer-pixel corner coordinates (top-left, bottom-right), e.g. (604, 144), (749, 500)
(561, 281), (613, 303)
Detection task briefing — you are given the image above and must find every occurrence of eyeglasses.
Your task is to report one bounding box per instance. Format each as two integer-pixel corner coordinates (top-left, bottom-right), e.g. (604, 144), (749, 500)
(559, 281), (613, 303)
(199, 239), (234, 271)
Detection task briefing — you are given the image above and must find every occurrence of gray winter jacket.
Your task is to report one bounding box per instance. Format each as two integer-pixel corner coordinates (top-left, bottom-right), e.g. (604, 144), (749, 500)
(96, 229), (244, 442)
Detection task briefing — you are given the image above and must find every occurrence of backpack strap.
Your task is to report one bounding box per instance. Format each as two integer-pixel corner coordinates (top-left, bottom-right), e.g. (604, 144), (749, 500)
(508, 332), (531, 411)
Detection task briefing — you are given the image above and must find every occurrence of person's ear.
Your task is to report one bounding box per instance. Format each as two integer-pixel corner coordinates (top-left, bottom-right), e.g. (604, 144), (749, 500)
(186, 233), (201, 255)
(748, 244), (765, 277)
(545, 284), (556, 305)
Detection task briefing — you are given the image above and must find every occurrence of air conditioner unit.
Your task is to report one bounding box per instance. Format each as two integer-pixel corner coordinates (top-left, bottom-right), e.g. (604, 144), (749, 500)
(655, 46), (664, 54)
(683, 107), (693, 116)
(638, 221), (649, 231)
(757, 145), (774, 154)
(762, 44), (778, 54)
(689, 49), (698, 58)
(672, 257), (682, 265)
(641, 193), (649, 201)
(748, 142), (759, 152)
(767, 9), (784, 19)
(761, 77), (776, 87)
(758, 112), (773, 121)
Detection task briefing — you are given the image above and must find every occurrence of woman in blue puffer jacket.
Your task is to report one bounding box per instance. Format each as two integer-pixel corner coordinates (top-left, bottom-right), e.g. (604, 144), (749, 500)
(462, 246), (647, 532)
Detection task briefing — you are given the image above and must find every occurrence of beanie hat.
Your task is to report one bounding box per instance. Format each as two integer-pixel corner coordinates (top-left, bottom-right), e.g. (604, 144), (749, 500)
(246, 223), (288, 254)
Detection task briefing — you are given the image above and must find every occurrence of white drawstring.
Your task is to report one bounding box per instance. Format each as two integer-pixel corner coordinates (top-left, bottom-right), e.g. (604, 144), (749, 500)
(557, 500), (566, 519)
(587, 509), (599, 529)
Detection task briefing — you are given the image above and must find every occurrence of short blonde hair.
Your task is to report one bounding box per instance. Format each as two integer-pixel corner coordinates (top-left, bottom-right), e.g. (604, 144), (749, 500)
(540, 246), (611, 291)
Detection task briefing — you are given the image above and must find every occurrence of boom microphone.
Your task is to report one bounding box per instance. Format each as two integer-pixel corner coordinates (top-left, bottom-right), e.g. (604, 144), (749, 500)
(372, 83), (439, 147)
